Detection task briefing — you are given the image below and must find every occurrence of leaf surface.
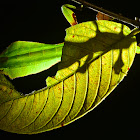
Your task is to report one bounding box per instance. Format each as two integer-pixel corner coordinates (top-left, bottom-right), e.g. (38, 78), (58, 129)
(0, 20), (137, 134)
(0, 41), (63, 79)
(136, 43), (140, 54)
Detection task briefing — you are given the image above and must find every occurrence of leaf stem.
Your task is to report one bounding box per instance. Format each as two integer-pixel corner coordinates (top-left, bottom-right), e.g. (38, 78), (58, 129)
(72, 0), (140, 28)
(130, 28), (140, 36)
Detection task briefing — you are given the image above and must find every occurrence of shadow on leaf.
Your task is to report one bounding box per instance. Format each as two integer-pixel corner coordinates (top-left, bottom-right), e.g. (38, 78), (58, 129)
(58, 20), (136, 75)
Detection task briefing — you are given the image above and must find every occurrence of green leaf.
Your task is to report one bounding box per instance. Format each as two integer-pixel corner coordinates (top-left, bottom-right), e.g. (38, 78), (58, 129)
(0, 20), (137, 134)
(136, 44), (140, 54)
(0, 41), (63, 79)
(61, 4), (78, 26)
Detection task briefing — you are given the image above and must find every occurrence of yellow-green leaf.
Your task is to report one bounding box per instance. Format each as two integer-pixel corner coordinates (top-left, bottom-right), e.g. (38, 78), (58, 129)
(0, 20), (137, 134)
(136, 44), (140, 54)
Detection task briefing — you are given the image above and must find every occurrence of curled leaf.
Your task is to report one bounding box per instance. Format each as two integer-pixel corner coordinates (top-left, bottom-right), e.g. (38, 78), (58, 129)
(61, 4), (78, 26)
(0, 20), (137, 134)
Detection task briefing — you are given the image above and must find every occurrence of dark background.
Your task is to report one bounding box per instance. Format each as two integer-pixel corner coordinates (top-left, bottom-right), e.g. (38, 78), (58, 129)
(0, 0), (140, 138)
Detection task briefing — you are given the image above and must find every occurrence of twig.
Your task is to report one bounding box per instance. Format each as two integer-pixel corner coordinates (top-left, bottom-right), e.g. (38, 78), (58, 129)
(130, 28), (140, 36)
(72, 0), (140, 28)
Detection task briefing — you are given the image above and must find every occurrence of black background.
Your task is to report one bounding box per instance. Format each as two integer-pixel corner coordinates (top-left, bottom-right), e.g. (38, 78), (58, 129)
(0, 0), (140, 138)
